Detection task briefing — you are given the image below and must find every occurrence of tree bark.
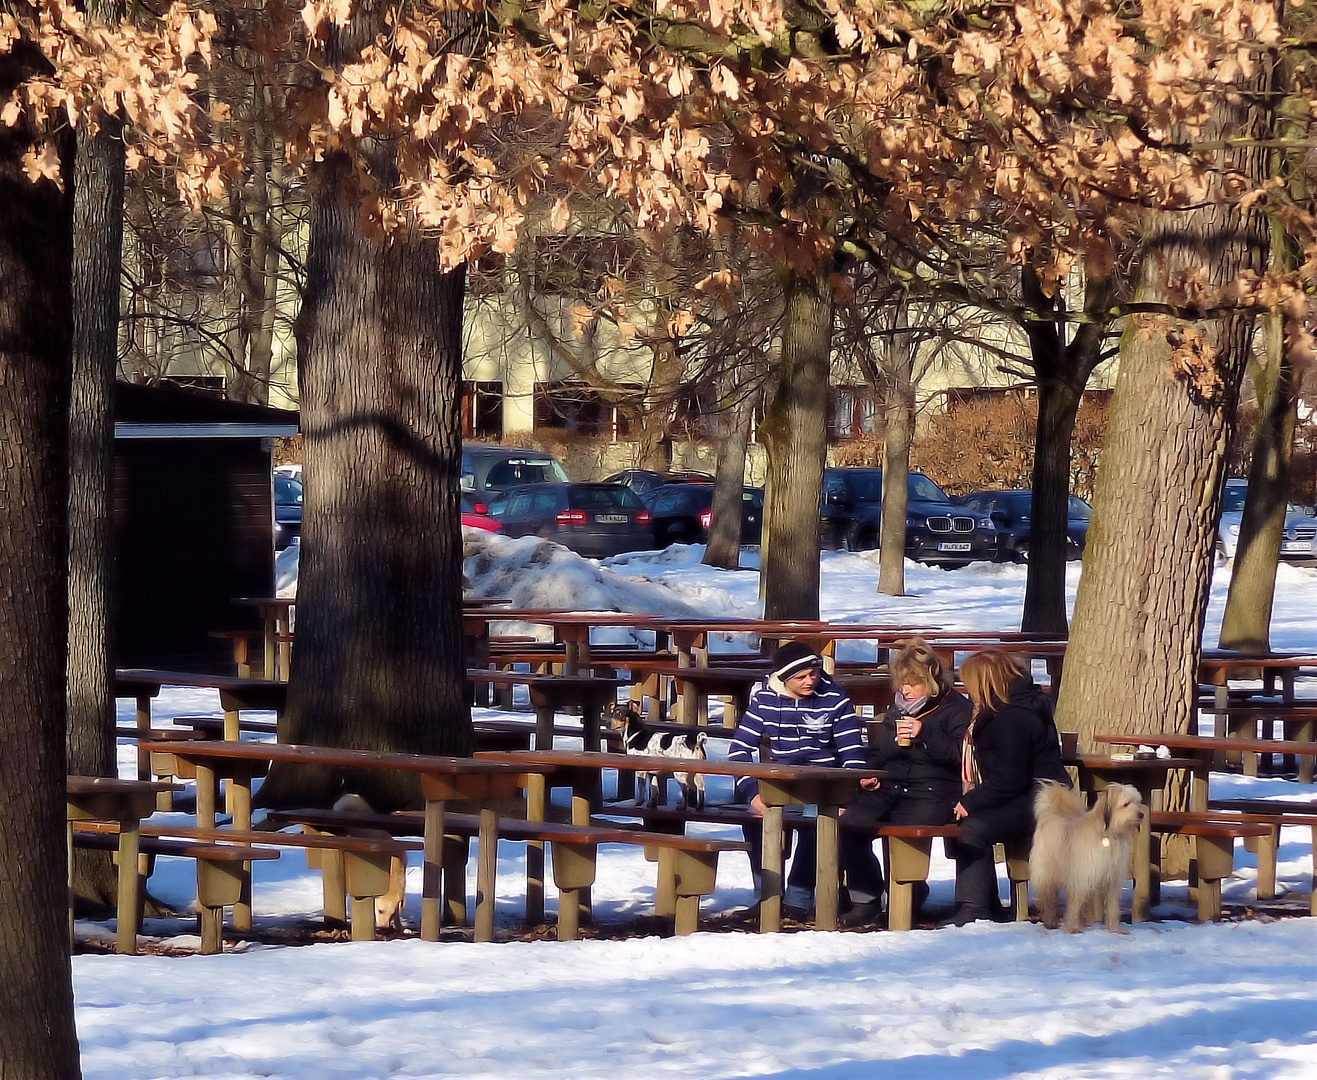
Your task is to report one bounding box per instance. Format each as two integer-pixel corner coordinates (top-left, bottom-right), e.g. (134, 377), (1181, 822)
(0, 37), (83, 1078)
(66, 7), (130, 913)
(702, 381), (753, 570)
(760, 265), (832, 621)
(1020, 266), (1114, 637)
(877, 311), (913, 596)
(257, 148), (472, 811)
(1056, 82), (1271, 763)
(1217, 314), (1297, 653)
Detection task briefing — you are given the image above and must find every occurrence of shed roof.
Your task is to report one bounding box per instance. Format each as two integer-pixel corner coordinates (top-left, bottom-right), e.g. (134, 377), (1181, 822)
(115, 381), (299, 439)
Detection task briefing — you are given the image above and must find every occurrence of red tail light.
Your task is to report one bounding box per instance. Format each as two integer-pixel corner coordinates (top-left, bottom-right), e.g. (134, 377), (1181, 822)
(700, 509), (712, 529)
(473, 502), (489, 515)
(556, 509), (587, 525)
(636, 510), (651, 525)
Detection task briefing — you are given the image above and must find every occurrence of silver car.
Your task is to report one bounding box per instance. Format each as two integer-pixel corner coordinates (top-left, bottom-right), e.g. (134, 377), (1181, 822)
(1217, 479), (1317, 563)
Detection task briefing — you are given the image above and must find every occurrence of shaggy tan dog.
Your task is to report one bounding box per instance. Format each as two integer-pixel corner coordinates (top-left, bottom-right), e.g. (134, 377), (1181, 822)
(1032, 782), (1144, 933)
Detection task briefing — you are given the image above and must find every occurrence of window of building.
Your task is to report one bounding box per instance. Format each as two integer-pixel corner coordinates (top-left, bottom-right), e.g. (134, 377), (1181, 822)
(461, 381), (503, 439)
(829, 385), (879, 440)
(533, 381), (637, 437)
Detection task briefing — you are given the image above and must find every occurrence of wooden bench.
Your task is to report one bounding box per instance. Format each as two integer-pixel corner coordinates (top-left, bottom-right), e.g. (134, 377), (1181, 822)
(466, 671), (624, 750)
(598, 803), (1031, 931)
(71, 823), (279, 954)
(1202, 803), (1317, 912)
(266, 807), (748, 938)
(133, 823), (420, 941)
(1149, 811), (1273, 921)
(1201, 705), (1317, 780)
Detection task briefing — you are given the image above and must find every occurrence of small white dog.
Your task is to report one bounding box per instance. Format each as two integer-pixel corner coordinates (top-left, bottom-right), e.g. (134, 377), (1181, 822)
(1031, 782), (1144, 934)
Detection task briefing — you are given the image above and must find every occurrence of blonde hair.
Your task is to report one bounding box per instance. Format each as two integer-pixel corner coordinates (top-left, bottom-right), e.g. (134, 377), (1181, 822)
(959, 650), (1024, 714)
(890, 639), (952, 698)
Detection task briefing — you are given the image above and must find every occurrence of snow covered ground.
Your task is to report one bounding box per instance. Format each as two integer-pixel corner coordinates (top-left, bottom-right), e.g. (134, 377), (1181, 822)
(77, 542), (1317, 1080)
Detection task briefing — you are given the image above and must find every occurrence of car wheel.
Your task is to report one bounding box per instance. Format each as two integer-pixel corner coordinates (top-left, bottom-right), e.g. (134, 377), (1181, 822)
(1015, 542), (1029, 564)
(845, 527), (878, 552)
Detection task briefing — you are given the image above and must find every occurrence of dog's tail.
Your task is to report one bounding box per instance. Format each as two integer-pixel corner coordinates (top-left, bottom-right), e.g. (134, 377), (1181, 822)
(1034, 780), (1084, 822)
(693, 731), (708, 758)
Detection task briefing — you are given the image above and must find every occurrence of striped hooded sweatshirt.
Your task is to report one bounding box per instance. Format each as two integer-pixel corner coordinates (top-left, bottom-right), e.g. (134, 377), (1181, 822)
(728, 673), (866, 802)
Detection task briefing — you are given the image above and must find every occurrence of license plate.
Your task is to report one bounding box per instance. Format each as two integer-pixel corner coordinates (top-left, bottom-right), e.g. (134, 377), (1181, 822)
(938, 542), (972, 552)
(1282, 540), (1314, 553)
(597, 514), (628, 524)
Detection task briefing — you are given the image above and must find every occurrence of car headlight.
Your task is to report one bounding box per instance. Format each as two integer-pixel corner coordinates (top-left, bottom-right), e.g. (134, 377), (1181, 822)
(977, 519), (993, 529)
(1226, 523), (1240, 538)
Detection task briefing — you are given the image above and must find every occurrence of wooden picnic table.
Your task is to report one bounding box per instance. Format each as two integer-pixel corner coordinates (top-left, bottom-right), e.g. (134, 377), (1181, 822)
(1198, 651), (1317, 710)
(115, 668), (288, 791)
(66, 776), (182, 954)
(475, 748), (878, 933)
(1095, 732), (1317, 814)
(1199, 702), (1317, 781)
(140, 740), (552, 943)
(232, 597), (296, 682)
(1070, 754), (1198, 922)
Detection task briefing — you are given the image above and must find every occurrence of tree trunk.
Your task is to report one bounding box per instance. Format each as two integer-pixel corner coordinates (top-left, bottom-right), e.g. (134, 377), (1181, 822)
(1056, 86), (1271, 768)
(0, 39), (83, 1077)
(760, 266), (832, 621)
(66, 21), (132, 914)
(1217, 314), (1297, 653)
(703, 384), (752, 570)
(256, 150), (472, 811)
(1020, 266), (1114, 637)
(877, 317), (913, 596)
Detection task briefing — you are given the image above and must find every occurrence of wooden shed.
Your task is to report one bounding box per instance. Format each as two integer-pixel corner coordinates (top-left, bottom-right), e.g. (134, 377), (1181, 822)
(113, 382), (300, 671)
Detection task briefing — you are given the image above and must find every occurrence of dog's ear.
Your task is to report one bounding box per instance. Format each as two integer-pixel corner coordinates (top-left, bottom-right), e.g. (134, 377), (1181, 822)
(1100, 786), (1114, 834)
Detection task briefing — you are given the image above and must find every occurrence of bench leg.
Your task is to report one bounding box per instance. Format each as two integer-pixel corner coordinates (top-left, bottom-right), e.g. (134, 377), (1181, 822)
(654, 847), (676, 918)
(668, 849), (718, 936)
(421, 799), (446, 941)
(884, 835), (933, 932)
(525, 776), (545, 926)
(759, 805), (784, 933)
(815, 807), (840, 931)
(551, 842), (597, 941)
(196, 860), (245, 955)
(1193, 834), (1235, 922)
(322, 849), (348, 928)
(673, 894), (701, 936)
(1003, 838), (1031, 922)
(115, 821), (142, 955)
(570, 790), (593, 925)
(230, 782), (253, 932)
(350, 897), (376, 941)
(474, 808), (499, 942)
(443, 834), (468, 927)
(1255, 825), (1278, 901)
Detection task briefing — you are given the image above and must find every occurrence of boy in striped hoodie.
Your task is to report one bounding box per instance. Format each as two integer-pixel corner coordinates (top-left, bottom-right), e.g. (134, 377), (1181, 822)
(729, 642), (866, 916)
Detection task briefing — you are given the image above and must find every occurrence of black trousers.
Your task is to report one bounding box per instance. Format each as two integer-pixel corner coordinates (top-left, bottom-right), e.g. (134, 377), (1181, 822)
(843, 794), (958, 904)
(952, 797), (1034, 910)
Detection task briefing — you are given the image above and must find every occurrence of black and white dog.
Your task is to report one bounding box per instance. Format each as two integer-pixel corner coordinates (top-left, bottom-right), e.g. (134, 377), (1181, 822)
(605, 703), (707, 810)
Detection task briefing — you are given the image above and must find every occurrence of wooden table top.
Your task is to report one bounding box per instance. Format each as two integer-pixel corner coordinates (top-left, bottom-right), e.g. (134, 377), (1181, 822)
(1199, 652), (1317, 671)
(115, 669), (286, 694)
(67, 776), (182, 797)
(1071, 754), (1199, 773)
(139, 740), (556, 776)
(474, 748), (880, 783)
(1096, 732), (1317, 756)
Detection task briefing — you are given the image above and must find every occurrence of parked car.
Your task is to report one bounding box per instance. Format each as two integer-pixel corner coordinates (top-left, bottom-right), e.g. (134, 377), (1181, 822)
(461, 497), (503, 533)
(1216, 478), (1317, 563)
(819, 468), (997, 566)
(273, 474), (303, 550)
(956, 490), (1091, 562)
(485, 482), (652, 557)
(603, 469), (716, 497)
(460, 445), (569, 508)
(644, 483), (764, 547)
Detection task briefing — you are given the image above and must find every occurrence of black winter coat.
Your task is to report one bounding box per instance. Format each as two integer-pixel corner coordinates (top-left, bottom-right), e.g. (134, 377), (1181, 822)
(847, 689), (971, 823)
(959, 674), (1071, 816)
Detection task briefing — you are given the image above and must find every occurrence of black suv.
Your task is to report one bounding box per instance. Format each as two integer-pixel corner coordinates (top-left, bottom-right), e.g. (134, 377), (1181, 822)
(820, 468), (998, 566)
(645, 483), (764, 547)
(957, 490), (1091, 562)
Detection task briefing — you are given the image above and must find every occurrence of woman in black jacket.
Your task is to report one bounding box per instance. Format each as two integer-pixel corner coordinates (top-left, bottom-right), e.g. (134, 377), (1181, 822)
(840, 640), (971, 926)
(947, 649), (1071, 926)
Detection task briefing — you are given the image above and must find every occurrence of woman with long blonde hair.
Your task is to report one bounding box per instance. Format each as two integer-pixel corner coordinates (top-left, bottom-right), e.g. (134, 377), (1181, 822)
(841, 638), (971, 927)
(946, 649), (1070, 926)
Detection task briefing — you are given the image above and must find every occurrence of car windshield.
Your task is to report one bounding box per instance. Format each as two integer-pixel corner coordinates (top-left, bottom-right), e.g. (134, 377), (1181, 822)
(485, 458), (569, 488)
(1068, 496), (1092, 520)
(1221, 484), (1248, 513)
(908, 474), (952, 503)
(274, 476), (302, 505)
(843, 471), (884, 501)
(568, 485), (644, 510)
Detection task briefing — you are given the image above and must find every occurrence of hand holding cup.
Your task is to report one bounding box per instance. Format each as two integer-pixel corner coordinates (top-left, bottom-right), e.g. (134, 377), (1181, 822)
(895, 716), (921, 748)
